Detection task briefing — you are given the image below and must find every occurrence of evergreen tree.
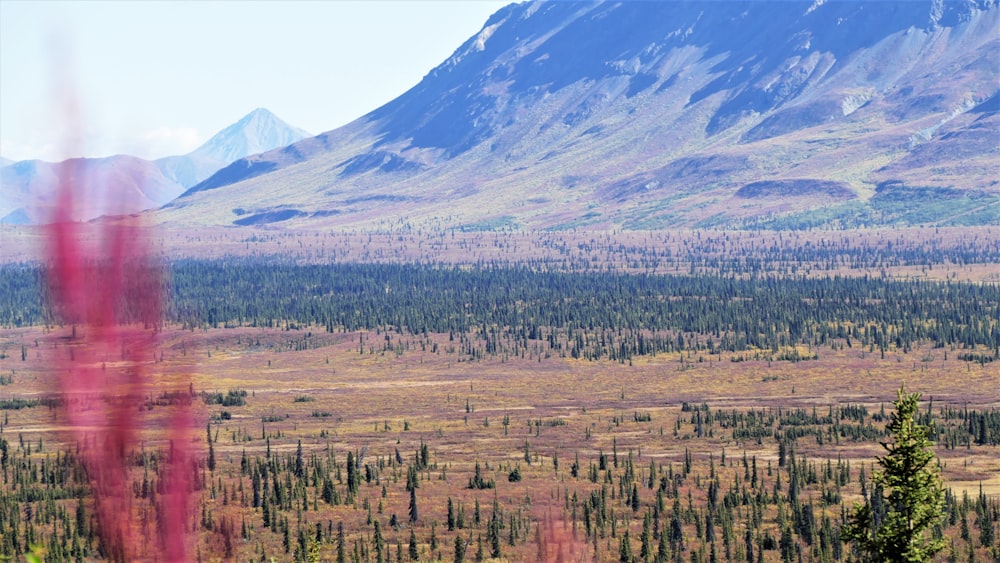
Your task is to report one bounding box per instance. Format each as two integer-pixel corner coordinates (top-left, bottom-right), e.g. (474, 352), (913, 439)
(373, 520), (385, 563)
(207, 423), (215, 473)
(409, 528), (419, 561)
(620, 529), (634, 563)
(346, 451), (358, 495)
(656, 526), (669, 563)
(295, 439), (304, 477)
(843, 386), (945, 562)
(409, 488), (419, 523)
(640, 513), (653, 562)
(337, 522), (346, 563)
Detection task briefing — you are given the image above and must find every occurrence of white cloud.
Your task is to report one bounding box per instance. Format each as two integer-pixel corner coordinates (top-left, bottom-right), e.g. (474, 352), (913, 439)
(0, 131), (65, 163)
(126, 127), (203, 160)
(0, 125), (206, 163)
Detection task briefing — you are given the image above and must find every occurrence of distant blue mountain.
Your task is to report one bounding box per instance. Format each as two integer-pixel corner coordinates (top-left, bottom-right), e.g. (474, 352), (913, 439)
(0, 109), (309, 224)
(188, 108), (311, 165)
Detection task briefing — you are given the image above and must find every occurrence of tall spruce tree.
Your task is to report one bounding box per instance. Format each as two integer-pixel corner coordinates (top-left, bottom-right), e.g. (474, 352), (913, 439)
(409, 527), (419, 561)
(453, 535), (466, 563)
(409, 488), (419, 523)
(843, 386), (945, 562)
(206, 423), (215, 473)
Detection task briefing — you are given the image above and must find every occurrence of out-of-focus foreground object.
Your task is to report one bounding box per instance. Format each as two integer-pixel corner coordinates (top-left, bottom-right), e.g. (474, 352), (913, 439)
(44, 88), (196, 561)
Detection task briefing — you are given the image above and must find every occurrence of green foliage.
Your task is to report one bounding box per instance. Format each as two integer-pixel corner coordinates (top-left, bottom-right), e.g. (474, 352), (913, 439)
(453, 534), (465, 563)
(4, 261), (1000, 363)
(467, 461), (494, 490)
(843, 386), (945, 562)
(202, 388), (247, 407)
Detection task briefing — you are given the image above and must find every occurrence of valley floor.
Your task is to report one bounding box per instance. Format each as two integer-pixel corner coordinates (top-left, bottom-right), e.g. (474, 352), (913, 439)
(1, 324), (997, 561)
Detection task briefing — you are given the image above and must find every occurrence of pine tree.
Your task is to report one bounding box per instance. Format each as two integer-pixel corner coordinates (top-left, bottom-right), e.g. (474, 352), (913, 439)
(347, 451), (358, 495)
(206, 423), (215, 473)
(373, 520), (385, 563)
(336, 522), (346, 563)
(295, 439), (304, 477)
(843, 386), (945, 562)
(409, 488), (419, 523)
(656, 525), (669, 563)
(620, 529), (634, 563)
(640, 512), (653, 562)
(409, 528), (419, 561)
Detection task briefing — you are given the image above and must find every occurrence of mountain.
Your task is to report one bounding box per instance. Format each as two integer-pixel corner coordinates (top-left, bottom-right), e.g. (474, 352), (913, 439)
(190, 108), (312, 165)
(164, 0), (999, 230)
(0, 108), (309, 224)
(155, 108), (310, 188)
(1, 156), (187, 225)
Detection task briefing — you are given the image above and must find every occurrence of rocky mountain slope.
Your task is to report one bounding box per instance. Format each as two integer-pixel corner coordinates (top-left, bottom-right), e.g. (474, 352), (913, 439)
(0, 108), (309, 224)
(165, 0), (999, 230)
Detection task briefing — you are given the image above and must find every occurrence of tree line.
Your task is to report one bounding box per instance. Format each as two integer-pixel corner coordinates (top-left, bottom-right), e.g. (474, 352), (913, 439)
(2, 261), (997, 363)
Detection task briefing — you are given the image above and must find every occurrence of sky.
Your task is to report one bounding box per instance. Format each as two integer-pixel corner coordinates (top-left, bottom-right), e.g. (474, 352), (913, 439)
(0, 0), (509, 162)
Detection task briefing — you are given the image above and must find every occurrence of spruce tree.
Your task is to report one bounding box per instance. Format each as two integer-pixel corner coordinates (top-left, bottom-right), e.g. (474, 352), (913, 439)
(843, 386), (945, 562)
(206, 423), (215, 473)
(409, 528), (419, 561)
(619, 529), (634, 563)
(337, 522), (347, 563)
(409, 488), (419, 523)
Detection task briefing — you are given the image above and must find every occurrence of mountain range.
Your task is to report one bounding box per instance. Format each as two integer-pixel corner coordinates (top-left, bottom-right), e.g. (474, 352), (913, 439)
(160, 0), (999, 231)
(0, 108), (309, 224)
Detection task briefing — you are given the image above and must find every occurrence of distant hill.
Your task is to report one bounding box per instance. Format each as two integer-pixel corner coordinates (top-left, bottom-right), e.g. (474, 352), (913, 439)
(164, 0), (999, 230)
(0, 108), (309, 224)
(1, 156), (185, 225)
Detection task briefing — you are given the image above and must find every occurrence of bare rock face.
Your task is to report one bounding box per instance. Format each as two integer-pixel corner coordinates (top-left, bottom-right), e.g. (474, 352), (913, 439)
(165, 1), (999, 230)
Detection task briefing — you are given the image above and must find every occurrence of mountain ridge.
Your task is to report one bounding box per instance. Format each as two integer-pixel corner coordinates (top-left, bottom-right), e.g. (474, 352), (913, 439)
(0, 108), (310, 224)
(162, 1), (999, 230)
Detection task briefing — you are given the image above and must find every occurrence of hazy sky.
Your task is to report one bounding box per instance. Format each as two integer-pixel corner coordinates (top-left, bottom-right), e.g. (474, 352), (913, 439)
(0, 0), (509, 162)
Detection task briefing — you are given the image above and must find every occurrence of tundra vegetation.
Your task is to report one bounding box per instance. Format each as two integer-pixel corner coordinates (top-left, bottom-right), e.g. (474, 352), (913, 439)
(0, 227), (997, 561)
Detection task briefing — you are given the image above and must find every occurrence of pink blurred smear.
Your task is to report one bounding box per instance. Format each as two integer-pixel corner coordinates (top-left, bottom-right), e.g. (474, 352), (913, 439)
(535, 505), (593, 562)
(45, 83), (196, 561)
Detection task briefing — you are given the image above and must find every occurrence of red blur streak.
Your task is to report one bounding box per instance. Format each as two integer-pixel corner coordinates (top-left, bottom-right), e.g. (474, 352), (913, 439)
(47, 157), (195, 559)
(536, 505), (593, 562)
